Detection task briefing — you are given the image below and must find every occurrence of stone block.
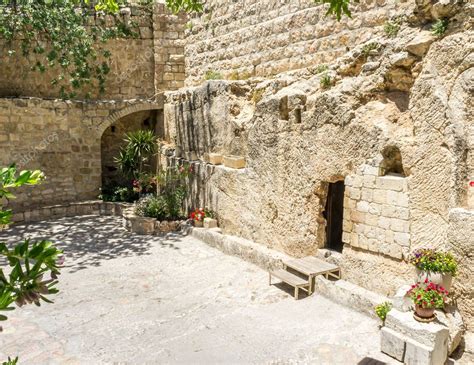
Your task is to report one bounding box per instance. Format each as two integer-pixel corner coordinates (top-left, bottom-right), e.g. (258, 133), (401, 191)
(394, 232), (410, 247)
(373, 190), (387, 204)
(375, 176), (407, 191)
(223, 155), (246, 169)
(387, 191), (409, 208)
(390, 218), (409, 233)
(385, 309), (449, 351)
(392, 285), (413, 312)
(203, 217), (218, 228)
(381, 327), (407, 362)
(404, 338), (439, 365)
(349, 188), (361, 200)
(356, 201), (370, 213)
(207, 153), (223, 165)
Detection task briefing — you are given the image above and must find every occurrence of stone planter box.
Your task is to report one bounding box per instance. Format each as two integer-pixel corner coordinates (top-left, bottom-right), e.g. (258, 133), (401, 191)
(122, 208), (186, 235)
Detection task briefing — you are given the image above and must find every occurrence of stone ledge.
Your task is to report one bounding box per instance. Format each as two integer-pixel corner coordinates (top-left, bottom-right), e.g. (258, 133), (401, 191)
(11, 200), (132, 224)
(190, 228), (288, 271)
(314, 276), (390, 319)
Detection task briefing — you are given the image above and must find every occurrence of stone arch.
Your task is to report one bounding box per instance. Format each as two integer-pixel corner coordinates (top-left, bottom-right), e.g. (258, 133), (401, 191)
(97, 95), (164, 136)
(99, 95), (165, 190)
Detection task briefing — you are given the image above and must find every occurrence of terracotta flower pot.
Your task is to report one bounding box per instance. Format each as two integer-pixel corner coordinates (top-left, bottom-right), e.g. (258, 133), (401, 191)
(416, 269), (452, 291)
(414, 304), (435, 320)
(194, 220), (203, 227)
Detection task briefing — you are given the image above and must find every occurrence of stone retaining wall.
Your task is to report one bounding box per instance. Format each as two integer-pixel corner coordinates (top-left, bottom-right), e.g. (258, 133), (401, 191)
(184, 0), (411, 85)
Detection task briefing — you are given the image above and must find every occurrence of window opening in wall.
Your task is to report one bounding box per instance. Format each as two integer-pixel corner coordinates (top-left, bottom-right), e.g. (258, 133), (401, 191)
(380, 146), (405, 177)
(323, 181), (345, 253)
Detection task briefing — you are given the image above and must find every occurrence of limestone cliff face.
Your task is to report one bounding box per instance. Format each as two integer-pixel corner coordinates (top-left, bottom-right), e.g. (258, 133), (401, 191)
(166, 1), (474, 327)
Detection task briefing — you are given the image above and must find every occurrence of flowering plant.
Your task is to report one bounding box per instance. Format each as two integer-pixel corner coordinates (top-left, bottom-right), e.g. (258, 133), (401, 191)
(189, 208), (214, 222)
(407, 280), (448, 309)
(409, 248), (457, 276)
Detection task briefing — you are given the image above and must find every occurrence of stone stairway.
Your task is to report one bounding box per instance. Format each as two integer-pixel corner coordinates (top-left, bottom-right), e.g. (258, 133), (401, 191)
(269, 256), (341, 299)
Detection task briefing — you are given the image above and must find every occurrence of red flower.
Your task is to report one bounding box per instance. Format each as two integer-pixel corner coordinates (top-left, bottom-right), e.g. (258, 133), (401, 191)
(470, 181), (474, 187)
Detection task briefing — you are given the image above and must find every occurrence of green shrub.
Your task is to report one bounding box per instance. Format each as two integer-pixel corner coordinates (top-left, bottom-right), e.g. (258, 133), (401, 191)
(315, 64), (329, 74)
(115, 130), (157, 179)
(431, 19), (448, 36)
(320, 73), (332, 89)
(2, 357), (18, 365)
(252, 89), (265, 104)
(100, 185), (138, 203)
(205, 70), (223, 80)
(375, 302), (392, 322)
(361, 42), (379, 57)
(384, 20), (400, 38)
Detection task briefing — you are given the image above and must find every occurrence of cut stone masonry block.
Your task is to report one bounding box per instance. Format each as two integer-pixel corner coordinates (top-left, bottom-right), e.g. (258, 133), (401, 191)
(223, 155), (246, 169)
(207, 153), (223, 165)
(204, 217), (218, 228)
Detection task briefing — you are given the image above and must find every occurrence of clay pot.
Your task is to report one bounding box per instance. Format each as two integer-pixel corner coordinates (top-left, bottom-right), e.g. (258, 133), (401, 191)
(414, 304), (435, 320)
(416, 269), (452, 291)
(194, 220), (203, 228)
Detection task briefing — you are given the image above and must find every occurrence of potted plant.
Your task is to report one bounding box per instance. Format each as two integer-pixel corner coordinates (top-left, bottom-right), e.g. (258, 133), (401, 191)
(407, 280), (448, 322)
(409, 248), (457, 291)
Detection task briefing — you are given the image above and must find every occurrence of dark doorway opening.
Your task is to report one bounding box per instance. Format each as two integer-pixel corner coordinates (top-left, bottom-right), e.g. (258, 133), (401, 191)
(323, 181), (345, 253)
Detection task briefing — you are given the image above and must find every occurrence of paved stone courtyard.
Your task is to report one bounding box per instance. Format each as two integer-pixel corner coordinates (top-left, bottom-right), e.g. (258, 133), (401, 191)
(0, 216), (398, 365)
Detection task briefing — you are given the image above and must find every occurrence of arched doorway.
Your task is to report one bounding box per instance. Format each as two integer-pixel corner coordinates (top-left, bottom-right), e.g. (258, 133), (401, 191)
(100, 109), (164, 190)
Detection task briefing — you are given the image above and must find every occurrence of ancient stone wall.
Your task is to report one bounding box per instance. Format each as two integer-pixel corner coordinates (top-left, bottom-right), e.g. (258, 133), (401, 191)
(164, 22), (474, 326)
(0, 4), (186, 100)
(184, 0), (412, 85)
(0, 97), (163, 212)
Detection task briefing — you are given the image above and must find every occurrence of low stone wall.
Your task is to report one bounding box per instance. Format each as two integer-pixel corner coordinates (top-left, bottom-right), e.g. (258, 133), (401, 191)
(10, 200), (131, 224)
(122, 207), (186, 235)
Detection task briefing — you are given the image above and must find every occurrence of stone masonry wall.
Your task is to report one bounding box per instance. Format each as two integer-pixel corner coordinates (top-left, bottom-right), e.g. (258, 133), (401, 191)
(164, 22), (473, 326)
(184, 0), (412, 85)
(0, 4), (186, 100)
(343, 169), (410, 260)
(0, 97), (162, 212)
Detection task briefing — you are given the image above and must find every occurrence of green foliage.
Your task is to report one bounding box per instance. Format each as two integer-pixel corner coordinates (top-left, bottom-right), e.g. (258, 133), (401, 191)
(115, 130), (157, 179)
(361, 42), (379, 57)
(99, 184), (138, 202)
(228, 70), (252, 81)
(0, 165), (62, 332)
(315, 64), (329, 74)
(374, 301), (392, 322)
(135, 164), (192, 220)
(410, 249), (458, 275)
(384, 20), (400, 38)
(205, 70), (223, 80)
(407, 281), (448, 309)
(165, 0), (203, 13)
(320, 73), (332, 89)
(2, 357), (18, 365)
(0, 1), (140, 98)
(314, 0), (357, 21)
(431, 19), (448, 36)
(0, 166), (44, 226)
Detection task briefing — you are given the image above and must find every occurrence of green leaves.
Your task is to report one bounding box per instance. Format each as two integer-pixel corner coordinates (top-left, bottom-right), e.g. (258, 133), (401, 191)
(0, 1), (139, 99)
(165, 0), (203, 13)
(314, 0), (357, 20)
(0, 239), (63, 320)
(115, 130), (157, 179)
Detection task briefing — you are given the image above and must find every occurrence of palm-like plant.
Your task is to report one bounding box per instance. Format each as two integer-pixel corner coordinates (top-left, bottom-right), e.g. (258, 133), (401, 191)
(115, 130), (157, 179)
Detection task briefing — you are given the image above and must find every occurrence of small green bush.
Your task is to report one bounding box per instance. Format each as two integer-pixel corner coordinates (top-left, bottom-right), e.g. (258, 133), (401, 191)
(361, 42), (379, 57)
(431, 19), (448, 36)
(2, 357), (18, 365)
(315, 64), (329, 74)
(252, 89), (265, 104)
(320, 73), (332, 89)
(384, 20), (400, 38)
(375, 302), (392, 322)
(205, 70), (223, 80)
(100, 185), (138, 203)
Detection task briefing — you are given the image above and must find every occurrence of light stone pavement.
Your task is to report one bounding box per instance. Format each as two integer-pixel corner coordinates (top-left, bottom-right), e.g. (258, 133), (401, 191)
(0, 216), (399, 365)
